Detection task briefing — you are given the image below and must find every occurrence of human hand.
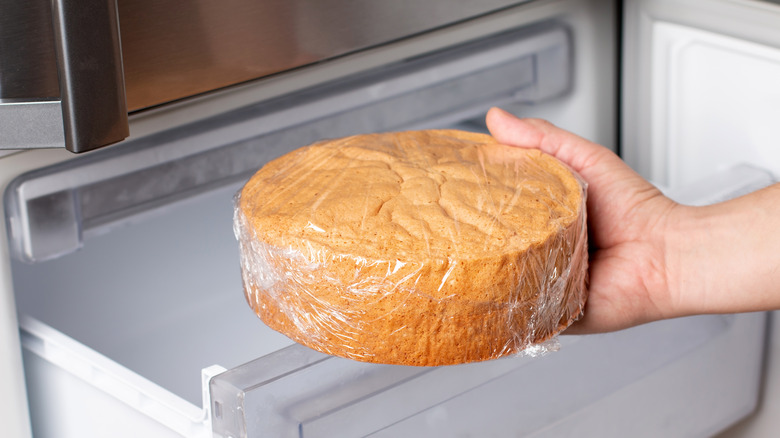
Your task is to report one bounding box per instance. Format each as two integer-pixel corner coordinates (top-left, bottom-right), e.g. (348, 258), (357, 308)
(486, 107), (682, 334)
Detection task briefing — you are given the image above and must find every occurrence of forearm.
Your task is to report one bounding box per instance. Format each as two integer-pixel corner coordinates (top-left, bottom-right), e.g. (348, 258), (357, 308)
(668, 183), (780, 316)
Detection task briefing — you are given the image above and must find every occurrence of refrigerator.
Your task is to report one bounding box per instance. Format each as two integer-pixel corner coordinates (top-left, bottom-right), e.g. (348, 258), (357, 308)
(1, 0), (779, 436)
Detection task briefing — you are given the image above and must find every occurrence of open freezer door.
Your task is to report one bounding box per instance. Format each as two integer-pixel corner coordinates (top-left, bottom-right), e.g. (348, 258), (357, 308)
(622, 3), (780, 435)
(209, 166), (773, 438)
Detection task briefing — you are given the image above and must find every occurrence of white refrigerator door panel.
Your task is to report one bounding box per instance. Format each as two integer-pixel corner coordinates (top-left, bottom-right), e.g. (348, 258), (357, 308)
(655, 22), (780, 188)
(623, 0), (780, 188)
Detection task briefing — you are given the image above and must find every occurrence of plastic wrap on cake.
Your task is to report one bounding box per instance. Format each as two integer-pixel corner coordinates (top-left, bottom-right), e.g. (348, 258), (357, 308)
(233, 129), (588, 366)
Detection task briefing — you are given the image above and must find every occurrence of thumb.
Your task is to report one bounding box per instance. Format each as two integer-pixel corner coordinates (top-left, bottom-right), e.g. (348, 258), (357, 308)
(486, 107), (621, 185)
(486, 107), (669, 248)
(485, 107), (652, 207)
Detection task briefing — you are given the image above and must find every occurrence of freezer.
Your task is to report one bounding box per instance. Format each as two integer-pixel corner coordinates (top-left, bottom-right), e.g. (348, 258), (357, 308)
(2, 0), (780, 437)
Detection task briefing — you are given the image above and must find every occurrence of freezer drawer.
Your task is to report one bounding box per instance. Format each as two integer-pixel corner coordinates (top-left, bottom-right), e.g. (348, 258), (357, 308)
(210, 313), (762, 438)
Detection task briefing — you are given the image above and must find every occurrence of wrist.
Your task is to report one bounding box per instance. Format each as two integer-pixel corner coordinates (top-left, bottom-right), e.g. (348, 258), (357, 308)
(664, 183), (780, 316)
(661, 203), (704, 318)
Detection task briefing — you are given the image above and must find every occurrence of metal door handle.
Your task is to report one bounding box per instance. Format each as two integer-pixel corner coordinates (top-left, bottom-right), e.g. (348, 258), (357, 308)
(0, 0), (128, 153)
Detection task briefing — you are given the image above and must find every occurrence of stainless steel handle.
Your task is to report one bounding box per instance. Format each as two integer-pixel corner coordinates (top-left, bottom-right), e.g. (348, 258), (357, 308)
(0, 0), (128, 153)
(52, 0), (129, 152)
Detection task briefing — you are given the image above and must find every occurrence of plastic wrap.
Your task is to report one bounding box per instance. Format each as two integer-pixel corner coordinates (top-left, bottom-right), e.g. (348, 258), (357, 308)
(234, 129), (588, 366)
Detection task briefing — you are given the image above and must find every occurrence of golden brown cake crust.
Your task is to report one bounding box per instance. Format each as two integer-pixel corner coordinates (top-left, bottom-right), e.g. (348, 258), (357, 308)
(235, 129), (588, 366)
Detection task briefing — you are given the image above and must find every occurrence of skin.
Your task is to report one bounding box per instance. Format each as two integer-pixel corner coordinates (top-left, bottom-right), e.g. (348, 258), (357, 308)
(486, 107), (780, 334)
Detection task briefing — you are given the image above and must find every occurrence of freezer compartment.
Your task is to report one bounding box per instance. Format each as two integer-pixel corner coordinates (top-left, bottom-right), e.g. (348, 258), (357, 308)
(6, 21), (576, 438)
(11, 165), (770, 438)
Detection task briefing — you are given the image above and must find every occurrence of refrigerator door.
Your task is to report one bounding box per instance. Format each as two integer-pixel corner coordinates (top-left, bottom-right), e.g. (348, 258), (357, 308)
(621, 1), (780, 435)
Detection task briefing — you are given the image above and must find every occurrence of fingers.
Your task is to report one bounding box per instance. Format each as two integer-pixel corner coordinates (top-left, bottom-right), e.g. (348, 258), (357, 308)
(561, 252), (630, 335)
(486, 107), (623, 186)
(486, 108), (665, 238)
(486, 108), (679, 336)
(562, 247), (670, 335)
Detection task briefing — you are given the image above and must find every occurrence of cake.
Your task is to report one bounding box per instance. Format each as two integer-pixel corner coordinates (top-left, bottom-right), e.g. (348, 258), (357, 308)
(234, 129), (588, 366)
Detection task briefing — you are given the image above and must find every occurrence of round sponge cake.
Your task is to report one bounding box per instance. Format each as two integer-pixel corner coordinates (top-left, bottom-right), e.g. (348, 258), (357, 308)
(235, 129), (587, 366)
